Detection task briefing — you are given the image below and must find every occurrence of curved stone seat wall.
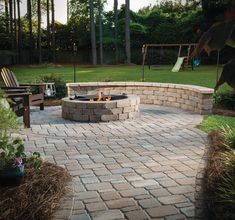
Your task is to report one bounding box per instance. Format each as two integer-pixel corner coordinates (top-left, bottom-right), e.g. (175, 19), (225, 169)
(67, 82), (214, 114)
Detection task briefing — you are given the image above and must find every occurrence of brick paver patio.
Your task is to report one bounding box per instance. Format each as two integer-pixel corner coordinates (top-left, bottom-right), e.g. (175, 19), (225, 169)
(20, 105), (208, 220)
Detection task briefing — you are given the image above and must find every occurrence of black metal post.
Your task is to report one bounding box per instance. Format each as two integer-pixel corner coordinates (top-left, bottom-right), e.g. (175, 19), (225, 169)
(73, 43), (77, 82)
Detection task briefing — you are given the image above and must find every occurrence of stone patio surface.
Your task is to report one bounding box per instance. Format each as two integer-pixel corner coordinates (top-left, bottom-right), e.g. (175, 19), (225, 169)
(20, 105), (208, 220)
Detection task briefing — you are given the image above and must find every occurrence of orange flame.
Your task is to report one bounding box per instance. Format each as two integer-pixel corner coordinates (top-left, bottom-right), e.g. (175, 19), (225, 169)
(97, 91), (102, 101)
(96, 91), (111, 101)
(106, 96), (111, 101)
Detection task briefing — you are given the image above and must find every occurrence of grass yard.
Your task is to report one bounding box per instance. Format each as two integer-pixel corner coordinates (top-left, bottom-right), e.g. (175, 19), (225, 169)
(9, 64), (231, 92)
(4, 64), (235, 130)
(199, 115), (235, 133)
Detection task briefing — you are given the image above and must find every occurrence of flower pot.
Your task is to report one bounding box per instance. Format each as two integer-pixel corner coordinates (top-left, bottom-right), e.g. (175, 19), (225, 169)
(0, 165), (24, 187)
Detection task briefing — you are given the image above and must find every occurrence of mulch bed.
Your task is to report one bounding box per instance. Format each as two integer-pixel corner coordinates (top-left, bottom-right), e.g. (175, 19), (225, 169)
(0, 162), (71, 220)
(213, 105), (235, 117)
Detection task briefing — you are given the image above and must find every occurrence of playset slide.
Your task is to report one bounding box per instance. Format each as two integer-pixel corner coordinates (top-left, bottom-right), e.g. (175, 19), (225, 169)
(171, 57), (185, 72)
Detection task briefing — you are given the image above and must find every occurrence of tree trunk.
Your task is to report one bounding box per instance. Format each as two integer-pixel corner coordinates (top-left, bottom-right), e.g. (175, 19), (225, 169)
(51, 0), (56, 63)
(125, 0), (131, 64)
(9, 0), (13, 47)
(13, 0), (17, 62)
(5, 0), (9, 33)
(27, 0), (33, 63)
(67, 0), (69, 23)
(114, 0), (118, 63)
(46, 0), (50, 61)
(89, 0), (97, 65)
(9, 0), (14, 64)
(16, 0), (22, 64)
(98, 0), (103, 65)
(37, 0), (42, 64)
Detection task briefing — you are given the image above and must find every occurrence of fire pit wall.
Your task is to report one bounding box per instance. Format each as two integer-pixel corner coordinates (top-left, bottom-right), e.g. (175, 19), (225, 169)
(62, 95), (140, 122)
(67, 82), (214, 115)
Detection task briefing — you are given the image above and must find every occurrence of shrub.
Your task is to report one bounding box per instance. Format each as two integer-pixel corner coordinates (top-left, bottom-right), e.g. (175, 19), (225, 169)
(0, 89), (20, 136)
(39, 74), (66, 99)
(214, 91), (235, 110)
(0, 134), (42, 171)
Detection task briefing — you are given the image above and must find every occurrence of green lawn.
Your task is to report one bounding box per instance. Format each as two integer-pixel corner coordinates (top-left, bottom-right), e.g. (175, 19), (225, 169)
(199, 115), (235, 133)
(5, 64), (235, 130)
(10, 64), (231, 92)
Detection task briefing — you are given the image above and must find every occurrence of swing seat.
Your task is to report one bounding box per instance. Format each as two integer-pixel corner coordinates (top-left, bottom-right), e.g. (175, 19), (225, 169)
(151, 64), (161, 69)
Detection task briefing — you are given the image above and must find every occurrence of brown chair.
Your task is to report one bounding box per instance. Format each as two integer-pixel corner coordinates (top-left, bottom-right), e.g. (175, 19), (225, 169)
(7, 90), (31, 128)
(0, 67), (45, 110)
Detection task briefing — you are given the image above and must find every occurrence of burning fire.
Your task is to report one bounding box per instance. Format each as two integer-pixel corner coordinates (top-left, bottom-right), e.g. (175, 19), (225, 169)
(106, 96), (111, 101)
(97, 91), (103, 101)
(97, 91), (111, 101)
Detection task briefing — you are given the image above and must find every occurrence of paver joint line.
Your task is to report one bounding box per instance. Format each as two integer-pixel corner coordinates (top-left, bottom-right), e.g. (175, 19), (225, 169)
(22, 105), (208, 220)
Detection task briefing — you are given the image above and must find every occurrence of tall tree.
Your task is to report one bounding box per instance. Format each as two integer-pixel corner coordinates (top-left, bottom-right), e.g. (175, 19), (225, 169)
(67, 0), (69, 23)
(5, 0), (9, 33)
(13, 0), (17, 56)
(37, 0), (42, 63)
(98, 0), (103, 64)
(125, 0), (131, 64)
(51, 0), (55, 63)
(201, 0), (234, 22)
(89, 0), (97, 65)
(27, 0), (33, 63)
(9, 0), (13, 48)
(46, 0), (50, 60)
(16, 0), (22, 63)
(114, 0), (118, 63)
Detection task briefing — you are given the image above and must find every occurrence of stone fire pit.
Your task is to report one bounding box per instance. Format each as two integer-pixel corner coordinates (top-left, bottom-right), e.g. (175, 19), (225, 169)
(62, 94), (140, 122)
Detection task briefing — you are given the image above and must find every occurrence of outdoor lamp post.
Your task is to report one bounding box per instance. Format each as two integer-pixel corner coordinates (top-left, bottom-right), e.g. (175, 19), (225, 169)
(73, 43), (77, 82)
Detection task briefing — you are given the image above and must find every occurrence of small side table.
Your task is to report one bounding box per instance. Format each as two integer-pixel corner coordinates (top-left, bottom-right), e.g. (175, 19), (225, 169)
(43, 83), (56, 97)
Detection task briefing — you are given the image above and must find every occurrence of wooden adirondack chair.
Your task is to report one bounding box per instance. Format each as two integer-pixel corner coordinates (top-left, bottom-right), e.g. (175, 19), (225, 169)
(0, 67), (45, 110)
(6, 90), (31, 128)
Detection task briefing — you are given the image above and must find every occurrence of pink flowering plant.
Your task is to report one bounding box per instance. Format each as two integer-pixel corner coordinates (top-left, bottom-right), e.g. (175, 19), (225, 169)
(0, 90), (42, 173)
(0, 134), (42, 172)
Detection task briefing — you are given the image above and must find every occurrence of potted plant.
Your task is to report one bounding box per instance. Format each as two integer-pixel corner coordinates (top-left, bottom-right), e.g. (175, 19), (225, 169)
(0, 89), (42, 187)
(0, 134), (42, 186)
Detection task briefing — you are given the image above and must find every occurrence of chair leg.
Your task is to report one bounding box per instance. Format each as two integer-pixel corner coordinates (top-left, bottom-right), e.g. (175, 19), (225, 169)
(40, 102), (44, 110)
(23, 96), (30, 128)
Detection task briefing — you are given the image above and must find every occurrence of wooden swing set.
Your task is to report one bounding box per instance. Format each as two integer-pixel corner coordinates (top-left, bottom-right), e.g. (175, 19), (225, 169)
(141, 43), (197, 81)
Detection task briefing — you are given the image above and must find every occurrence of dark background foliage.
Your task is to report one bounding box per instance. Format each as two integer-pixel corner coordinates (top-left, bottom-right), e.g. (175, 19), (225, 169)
(0, 0), (233, 65)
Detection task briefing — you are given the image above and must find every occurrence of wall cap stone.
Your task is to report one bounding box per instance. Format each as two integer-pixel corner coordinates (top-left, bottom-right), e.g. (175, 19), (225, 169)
(66, 82), (214, 94)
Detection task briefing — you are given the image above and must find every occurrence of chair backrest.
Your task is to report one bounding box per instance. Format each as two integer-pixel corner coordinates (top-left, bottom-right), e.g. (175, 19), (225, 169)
(0, 67), (19, 87)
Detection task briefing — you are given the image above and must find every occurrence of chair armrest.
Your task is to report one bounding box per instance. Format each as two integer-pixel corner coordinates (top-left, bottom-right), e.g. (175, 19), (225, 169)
(20, 83), (44, 87)
(4, 89), (30, 94)
(7, 92), (31, 98)
(1, 86), (29, 90)
(1, 87), (28, 93)
(20, 84), (45, 93)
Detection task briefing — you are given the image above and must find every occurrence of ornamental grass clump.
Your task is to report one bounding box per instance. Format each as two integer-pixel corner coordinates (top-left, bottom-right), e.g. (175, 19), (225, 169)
(205, 130), (235, 219)
(221, 125), (235, 149)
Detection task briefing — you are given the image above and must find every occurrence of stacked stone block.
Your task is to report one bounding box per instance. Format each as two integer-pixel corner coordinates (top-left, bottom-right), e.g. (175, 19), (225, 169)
(67, 82), (214, 114)
(62, 95), (140, 122)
